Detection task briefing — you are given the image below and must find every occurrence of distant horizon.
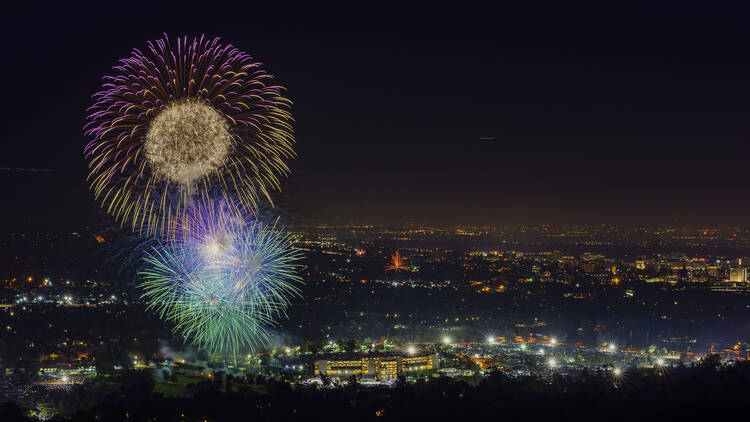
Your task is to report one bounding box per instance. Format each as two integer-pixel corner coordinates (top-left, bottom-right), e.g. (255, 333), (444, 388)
(6, 218), (750, 233)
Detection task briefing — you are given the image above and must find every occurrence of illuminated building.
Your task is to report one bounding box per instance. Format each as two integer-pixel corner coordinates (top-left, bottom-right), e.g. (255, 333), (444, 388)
(316, 354), (439, 380)
(729, 267), (748, 283)
(581, 263), (595, 273)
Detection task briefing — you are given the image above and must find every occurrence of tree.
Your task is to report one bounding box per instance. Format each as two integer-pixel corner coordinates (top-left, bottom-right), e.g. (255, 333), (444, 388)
(501, 327), (516, 344)
(344, 339), (358, 352)
(697, 354), (722, 371)
(13, 358), (40, 384)
(396, 374), (407, 389)
(93, 351), (114, 375)
(120, 369), (156, 404)
(302, 339), (324, 355)
(346, 374), (359, 387)
(319, 372), (331, 387)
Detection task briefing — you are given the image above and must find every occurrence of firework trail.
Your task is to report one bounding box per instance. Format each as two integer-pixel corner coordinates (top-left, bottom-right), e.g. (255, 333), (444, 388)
(0, 168), (52, 172)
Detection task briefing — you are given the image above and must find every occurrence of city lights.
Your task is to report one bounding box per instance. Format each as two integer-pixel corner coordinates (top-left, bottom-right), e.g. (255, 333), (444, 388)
(1, 222), (747, 415)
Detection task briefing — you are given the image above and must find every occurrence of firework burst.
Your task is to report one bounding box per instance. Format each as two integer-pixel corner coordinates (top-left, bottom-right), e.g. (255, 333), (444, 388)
(386, 251), (408, 272)
(139, 201), (302, 357)
(85, 34), (295, 235)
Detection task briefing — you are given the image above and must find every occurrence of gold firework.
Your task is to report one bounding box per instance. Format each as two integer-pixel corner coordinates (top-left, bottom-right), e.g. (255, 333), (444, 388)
(144, 99), (233, 185)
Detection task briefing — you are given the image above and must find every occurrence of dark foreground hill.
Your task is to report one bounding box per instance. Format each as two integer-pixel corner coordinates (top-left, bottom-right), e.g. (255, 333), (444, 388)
(3, 355), (749, 421)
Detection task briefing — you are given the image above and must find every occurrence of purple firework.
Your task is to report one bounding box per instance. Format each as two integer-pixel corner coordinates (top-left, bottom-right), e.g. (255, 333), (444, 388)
(84, 34), (295, 236)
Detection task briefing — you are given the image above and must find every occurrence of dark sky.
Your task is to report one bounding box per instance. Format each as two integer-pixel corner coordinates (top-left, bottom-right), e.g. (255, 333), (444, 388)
(2, 3), (750, 229)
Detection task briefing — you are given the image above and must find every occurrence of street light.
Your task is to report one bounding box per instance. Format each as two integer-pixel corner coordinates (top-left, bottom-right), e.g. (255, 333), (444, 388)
(547, 359), (557, 368)
(608, 343), (616, 352)
(550, 337), (557, 346)
(487, 336), (495, 344)
(407, 346), (416, 355)
(442, 337), (451, 345)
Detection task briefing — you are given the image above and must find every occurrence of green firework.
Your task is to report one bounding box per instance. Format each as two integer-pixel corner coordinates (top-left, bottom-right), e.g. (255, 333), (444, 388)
(139, 207), (302, 358)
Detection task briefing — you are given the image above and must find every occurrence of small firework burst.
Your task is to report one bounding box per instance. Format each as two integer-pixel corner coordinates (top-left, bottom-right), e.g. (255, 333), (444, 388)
(84, 34), (295, 235)
(139, 201), (302, 357)
(386, 251), (408, 272)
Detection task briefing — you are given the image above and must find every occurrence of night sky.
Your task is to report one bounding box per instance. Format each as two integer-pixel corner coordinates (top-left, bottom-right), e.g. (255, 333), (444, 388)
(2, 3), (750, 230)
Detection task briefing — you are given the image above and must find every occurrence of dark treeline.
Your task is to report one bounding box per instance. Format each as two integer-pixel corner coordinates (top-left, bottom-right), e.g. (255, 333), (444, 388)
(3, 355), (749, 421)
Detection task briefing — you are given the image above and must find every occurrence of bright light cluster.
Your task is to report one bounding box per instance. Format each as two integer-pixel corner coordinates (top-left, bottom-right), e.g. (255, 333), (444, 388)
(139, 201), (302, 356)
